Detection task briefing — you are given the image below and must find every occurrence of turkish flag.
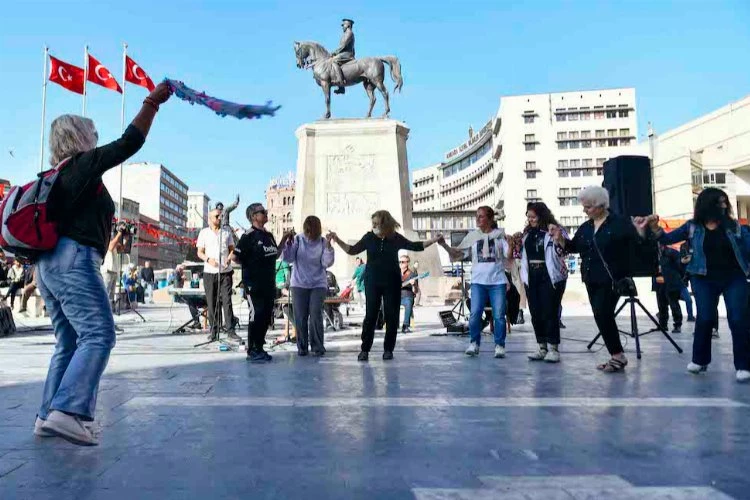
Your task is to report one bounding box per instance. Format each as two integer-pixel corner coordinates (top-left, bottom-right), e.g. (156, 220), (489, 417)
(125, 56), (155, 91)
(49, 55), (85, 95)
(87, 54), (122, 93)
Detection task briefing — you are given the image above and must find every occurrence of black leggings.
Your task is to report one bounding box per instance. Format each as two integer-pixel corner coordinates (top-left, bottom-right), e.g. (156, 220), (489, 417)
(586, 281), (624, 355)
(361, 281), (400, 352)
(525, 266), (564, 345)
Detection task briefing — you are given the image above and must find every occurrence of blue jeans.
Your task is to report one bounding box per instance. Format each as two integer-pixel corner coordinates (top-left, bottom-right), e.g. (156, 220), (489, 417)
(690, 274), (750, 370)
(36, 238), (116, 421)
(400, 294), (414, 327)
(679, 285), (694, 319)
(469, 283), (507, 346)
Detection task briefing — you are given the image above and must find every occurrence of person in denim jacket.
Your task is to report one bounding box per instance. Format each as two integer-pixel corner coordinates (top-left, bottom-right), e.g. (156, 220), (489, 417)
(645, 187), (750, 383)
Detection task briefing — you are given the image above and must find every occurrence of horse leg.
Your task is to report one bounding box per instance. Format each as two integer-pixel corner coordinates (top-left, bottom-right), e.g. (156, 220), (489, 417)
(364, 82), (376, 118)
(322, 81), (331, 119)
(375, 80), (390, 118)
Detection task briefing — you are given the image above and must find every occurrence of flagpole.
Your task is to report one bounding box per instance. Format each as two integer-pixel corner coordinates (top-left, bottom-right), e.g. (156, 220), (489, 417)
(118, 42), (127, 221)
(39, 45), (49, 173)
(82, 45), (88, 116)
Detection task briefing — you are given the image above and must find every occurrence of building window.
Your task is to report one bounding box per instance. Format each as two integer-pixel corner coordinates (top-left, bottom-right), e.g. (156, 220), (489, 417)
(582, 141), (591, 148)
(570, 141), (580, 149)
(558, 160), (568, 169)
(606, 110), (617, 119)
(620, 138), (631, 146)
(559, 170), (570, 178)
(596, 139), (607, 148)
(568, 112), (579, 121)
(570, 131), (580, 139)
(595, 130), (605, 138)
(557, 132), (567, 140)
(618, 110), (629, 118)
(608, 139), (618, 147)
(619, 128), (630, 137)
(524, 134), (535, 142)
(558, 142), (568, 150)
(525, 171), (537, 179)
(524, 115), (535, 124)
(555, 108), (566, 121)
(607, 129), (617, 137)
(581, 130), (591, 139)
(596, 158), (606, 167)
(526, 189), (538, 200)
(570, 159), (581, 168)
(525, 143), (536, 151)
(526, 161), (536, 170)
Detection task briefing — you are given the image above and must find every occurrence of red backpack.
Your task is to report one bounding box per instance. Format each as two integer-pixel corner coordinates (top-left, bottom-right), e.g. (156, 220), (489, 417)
(0, 159), (69, 261)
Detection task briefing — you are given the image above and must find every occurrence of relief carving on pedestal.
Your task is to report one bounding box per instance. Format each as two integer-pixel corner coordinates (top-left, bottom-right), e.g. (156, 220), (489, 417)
(326, 192), (379, 216)
(326, 144), (376, 180)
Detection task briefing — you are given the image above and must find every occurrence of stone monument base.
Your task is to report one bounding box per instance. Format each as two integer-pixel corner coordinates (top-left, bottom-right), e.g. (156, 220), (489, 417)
(294, 118), (444, 300)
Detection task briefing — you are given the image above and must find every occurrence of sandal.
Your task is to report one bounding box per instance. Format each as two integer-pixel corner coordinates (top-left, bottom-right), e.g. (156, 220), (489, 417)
(597, 357), (628, 373)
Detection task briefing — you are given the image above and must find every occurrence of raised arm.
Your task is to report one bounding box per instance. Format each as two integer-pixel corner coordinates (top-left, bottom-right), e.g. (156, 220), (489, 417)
(329, 231), (367, 256)
(437, 236), (467, 262)
(322, 233), (336, 268)
(280, 232), (299, 263)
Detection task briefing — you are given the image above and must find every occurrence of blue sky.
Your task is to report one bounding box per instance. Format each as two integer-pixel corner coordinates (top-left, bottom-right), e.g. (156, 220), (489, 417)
(1, 0), (749, 213)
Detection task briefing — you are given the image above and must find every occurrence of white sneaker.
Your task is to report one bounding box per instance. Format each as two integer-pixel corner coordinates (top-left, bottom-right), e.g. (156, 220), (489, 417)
(687, 362), (708, 374)
(544, 350), (560, 363)
(41, 410), (98, 446)
(737, 370), (750, 383)
(465, 342), (479, 356)
(494, 345), (506, 358)
(33, 417), (55, 437)
(528, 349), (547, 361)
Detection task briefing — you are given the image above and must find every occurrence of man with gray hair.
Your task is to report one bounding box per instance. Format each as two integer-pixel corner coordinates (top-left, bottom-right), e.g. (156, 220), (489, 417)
(33, 82), (171, 446)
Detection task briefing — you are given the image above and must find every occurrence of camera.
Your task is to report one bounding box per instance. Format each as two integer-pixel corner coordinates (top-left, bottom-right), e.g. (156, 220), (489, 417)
(116, 220), (138, 236)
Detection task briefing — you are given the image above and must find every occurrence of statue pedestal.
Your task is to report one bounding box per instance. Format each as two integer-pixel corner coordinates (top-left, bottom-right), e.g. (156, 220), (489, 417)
(294, 119), (444, 298)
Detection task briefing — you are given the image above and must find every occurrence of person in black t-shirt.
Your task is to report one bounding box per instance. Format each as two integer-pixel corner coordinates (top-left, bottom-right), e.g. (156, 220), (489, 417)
(233, 203), (279, 362)
(33, 83), (171, 446)
(330, 210), (440, 361)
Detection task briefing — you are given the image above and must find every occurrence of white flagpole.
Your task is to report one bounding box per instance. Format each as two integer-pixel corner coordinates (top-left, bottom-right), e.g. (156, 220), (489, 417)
(82, 45), (88, 116)
(39, 45), (49, 173)
(118, 42), (127, 221)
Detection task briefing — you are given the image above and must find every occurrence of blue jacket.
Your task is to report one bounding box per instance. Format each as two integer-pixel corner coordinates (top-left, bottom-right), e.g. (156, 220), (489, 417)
(658, 220), (750, 277)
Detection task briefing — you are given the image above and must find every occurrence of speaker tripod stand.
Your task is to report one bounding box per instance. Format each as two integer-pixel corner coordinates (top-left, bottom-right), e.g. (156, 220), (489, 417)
(587, 293), (683, 359)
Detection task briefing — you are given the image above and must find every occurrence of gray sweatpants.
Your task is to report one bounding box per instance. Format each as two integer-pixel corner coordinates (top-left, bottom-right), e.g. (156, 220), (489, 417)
(291, 287), (327, 354)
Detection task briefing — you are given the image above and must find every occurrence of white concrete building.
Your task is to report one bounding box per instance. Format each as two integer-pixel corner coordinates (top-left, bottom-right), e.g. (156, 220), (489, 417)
(187, 191), (211, 230)
(411, 88), (639, 235)
(651, 94), (750, 221)
(496, 88), (639, 233)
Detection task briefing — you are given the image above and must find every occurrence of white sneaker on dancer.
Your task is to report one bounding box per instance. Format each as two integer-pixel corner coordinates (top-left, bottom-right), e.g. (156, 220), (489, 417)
(465, 342), (479, 356)
(494, 345), (505, 358)
(687, 362), (708, 374)
(736, 370), (750, 383)
(41, 410), (98, 446)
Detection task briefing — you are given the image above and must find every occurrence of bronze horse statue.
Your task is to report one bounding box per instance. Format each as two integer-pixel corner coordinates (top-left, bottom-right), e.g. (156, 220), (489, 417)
(294, 41), (403, 119)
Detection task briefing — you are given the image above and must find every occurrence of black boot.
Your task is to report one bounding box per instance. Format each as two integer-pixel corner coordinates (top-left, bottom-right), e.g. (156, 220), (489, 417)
(357, 351), (369, 361)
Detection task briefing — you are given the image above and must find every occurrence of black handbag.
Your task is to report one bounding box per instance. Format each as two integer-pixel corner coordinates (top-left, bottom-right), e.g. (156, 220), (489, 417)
(592, 233), (637, 297)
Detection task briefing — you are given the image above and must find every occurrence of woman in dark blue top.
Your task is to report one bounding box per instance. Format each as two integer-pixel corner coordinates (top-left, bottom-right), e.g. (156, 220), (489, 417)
(647, 187), (750, 383)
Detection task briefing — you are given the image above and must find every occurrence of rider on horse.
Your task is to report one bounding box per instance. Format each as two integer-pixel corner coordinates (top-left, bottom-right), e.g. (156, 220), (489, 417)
(331, 18), (355, 95)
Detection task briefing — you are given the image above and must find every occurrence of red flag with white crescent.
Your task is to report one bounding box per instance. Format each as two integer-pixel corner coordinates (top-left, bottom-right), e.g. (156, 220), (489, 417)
(87, 54), (122, 93)
(125, 55), (155, 91)
(49, 55), (85, 94)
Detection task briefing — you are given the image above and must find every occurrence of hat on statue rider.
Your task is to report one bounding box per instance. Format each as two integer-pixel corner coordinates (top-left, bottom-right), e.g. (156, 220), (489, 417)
(342, 18), (354, 25)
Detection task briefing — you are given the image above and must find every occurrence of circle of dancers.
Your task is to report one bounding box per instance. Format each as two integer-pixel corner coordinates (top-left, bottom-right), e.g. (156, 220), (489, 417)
(15, 94), (750, 447)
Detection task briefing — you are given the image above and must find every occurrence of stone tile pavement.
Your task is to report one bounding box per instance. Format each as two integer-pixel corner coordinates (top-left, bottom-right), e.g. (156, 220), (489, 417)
(0, 303), (748, 499)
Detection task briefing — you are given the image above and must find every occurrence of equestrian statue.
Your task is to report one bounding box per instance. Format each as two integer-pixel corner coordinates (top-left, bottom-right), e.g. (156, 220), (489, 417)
(294, 18), (403, 119)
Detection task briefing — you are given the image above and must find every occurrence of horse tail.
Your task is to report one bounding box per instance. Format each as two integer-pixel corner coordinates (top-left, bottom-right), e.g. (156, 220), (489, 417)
(379, 56), (403, 93)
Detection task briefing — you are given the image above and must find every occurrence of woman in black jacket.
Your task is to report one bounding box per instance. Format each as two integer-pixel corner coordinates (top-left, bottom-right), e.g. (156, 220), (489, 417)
(330, 210), (440, 361)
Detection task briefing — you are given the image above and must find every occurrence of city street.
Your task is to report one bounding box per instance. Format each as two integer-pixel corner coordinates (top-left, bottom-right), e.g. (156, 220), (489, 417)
(0, 304), (746, 499)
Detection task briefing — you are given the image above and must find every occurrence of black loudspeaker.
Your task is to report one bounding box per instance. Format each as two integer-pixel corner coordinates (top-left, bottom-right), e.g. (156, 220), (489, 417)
(602, 155), (653, 216)
(602, 155), (657, 277)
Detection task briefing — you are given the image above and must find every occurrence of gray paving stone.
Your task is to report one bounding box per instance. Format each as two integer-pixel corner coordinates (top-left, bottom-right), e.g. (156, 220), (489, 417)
(0, 306), (748, 498)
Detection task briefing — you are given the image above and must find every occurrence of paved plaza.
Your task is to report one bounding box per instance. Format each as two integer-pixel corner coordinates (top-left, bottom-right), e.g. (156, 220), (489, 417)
(1, 303), (748, 499)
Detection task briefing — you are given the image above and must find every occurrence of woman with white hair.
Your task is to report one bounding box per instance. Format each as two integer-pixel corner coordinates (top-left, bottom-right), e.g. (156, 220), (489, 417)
(33, 83), (171, 445)
(550, 185), (649, 373)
